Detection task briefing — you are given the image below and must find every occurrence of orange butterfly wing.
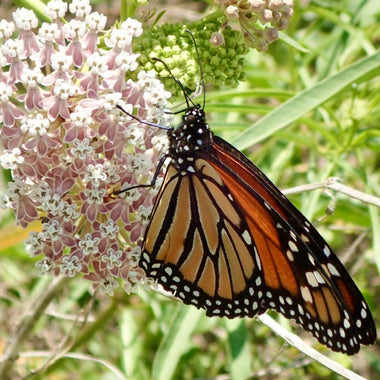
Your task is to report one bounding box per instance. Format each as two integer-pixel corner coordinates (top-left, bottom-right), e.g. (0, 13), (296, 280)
(139, 106), (376, 355)
(211, 136), (376, 353)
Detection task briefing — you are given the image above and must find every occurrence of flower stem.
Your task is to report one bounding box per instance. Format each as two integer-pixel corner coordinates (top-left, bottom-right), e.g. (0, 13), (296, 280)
(0, 275), (70, 379)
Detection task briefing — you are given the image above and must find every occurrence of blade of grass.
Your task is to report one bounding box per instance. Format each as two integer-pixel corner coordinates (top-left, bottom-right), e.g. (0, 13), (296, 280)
(231, 51), (380, 150)
(120, 308), (142, 379)
(152, 305), (203, 380)
(369, 205), (380, 273)
(226, 319), (251, 380)
(205, 89), (294, 102)
(367, 174), (380, 273)
(279, 31), (309, 53)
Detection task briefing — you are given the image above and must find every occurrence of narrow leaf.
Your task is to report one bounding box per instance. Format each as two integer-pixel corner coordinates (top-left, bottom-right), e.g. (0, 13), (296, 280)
(231, 51), (380, 150)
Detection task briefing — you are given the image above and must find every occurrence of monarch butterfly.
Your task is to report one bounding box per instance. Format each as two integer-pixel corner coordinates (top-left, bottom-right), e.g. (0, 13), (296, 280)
(119, 43), (376, 355)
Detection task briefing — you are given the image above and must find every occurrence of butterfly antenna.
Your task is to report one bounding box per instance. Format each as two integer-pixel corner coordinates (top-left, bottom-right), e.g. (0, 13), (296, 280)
(152, 57), (194, 109)
(185, 29), (206, 110)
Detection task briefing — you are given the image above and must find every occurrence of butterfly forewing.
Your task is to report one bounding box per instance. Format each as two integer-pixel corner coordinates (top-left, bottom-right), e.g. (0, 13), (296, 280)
(139, 105), (376, 355)
(141, 159), (266, 317)
(212, 137), (377, 349)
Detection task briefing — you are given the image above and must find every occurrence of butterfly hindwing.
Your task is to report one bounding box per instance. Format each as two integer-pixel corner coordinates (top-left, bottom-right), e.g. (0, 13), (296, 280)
(138, 105), (376, 355)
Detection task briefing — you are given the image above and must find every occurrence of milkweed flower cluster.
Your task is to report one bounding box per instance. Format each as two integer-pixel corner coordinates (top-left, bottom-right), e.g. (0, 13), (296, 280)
(0, 0), (171, 295)
(214, 0), (294, 51)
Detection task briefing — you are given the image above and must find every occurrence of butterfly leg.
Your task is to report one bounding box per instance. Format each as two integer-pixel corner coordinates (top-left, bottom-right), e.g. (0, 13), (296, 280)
(114, 154), (169, 195)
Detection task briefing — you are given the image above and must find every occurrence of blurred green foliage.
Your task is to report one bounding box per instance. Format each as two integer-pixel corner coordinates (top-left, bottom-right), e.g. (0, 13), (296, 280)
(0, 0), (379, 379)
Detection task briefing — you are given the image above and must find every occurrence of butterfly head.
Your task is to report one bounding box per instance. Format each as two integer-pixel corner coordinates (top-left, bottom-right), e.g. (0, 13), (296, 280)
(168, 105), (213, 170)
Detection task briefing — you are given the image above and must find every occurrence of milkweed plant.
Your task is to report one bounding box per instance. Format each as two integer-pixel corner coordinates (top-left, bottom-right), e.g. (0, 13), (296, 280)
(0, 0), (294, 294)
(1, 0), (380, 379)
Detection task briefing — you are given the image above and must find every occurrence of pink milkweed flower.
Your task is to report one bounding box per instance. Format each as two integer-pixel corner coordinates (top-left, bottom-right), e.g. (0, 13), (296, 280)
(0, 1), (170, 295)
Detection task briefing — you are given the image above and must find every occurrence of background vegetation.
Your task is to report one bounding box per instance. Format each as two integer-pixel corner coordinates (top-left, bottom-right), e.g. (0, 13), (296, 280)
(0, 0), (379, 379)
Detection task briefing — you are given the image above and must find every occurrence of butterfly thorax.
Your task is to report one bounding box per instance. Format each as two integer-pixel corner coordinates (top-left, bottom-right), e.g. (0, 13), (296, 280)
(168, 106), (213, 171)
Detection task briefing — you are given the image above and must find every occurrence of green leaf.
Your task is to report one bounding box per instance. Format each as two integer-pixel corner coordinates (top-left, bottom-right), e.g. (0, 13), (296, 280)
(120, 308), (142, 379)
(231, 51), (380, 150)
(152, 305), (203, 380)
(279, 31), (309, 53)
(226, 319), (251, 380)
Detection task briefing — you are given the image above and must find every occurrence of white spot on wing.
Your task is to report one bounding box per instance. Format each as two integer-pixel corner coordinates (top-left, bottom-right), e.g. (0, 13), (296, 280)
(305, 272), (318, 287)
(327, 263), (339, 276)
(286, 250), (294, 261)
(314, 271), (325, 284)
(254, 247), (262, 271)
(143, 252), (150, 261)
(242, 230), (252, 245)
(300, 286), (313, 303)
(288, 240), (299, 252)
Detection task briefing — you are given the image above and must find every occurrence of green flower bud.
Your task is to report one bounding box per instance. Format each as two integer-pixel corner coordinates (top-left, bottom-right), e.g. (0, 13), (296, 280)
(134, 20), (249, 97)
